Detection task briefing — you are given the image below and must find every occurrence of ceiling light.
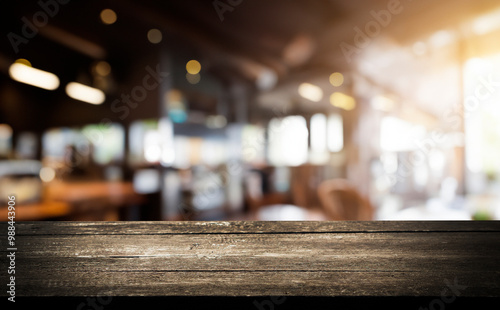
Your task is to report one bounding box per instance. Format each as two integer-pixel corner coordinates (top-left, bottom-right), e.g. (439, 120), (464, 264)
(100, 9), (117, 25)
(9, 62), (60, 90)
(298, 83), (323, 102)
(186, 60), (201, 75)
(329, 72), (344, 87)
(94, 61), (111, 76)
(330, 92), (356, 110)
(66, 82), (105, 105)
(147, 29), (162, 44)
(15, 59), (31, 67)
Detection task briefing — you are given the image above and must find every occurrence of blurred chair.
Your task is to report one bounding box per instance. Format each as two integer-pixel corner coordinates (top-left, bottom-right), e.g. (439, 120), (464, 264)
(244, 167), (290, 213)
(317, 179), (374, 220)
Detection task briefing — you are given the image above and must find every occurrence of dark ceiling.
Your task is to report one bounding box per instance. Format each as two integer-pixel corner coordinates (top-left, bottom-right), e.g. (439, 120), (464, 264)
(2, 0), (500, 131)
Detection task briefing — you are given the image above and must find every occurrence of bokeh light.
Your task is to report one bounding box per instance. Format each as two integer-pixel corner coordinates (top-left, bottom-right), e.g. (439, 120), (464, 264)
(186, 60), (201, 75)
(100, 9), (117, 25)
(147, 29), (162, 44)
(186, 73), (200, 84)
(39, 167), (56, 182)
(330, 92), (356, 110)
(329, 72), (344, 87)
(95, 61), (111, 76)
(14, 59), (32, 67)
(298, 83), (323, 102)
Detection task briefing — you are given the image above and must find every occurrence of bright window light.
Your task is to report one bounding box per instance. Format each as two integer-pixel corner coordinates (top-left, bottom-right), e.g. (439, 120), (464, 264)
(133, 169), (160, 194)
(144, 130), (162, 163)
(241, 125), (265, 163)
(159, 118), (175, 166)
(327, 114), (343, 152)
(173, 136), (190, 169)
(380, 116), (419, 152)
(42, 128), (81, 158)
(82, 123), (124, 164)
(310, 113), (327, 152)
(268, 116), (308, 166)
(463, 55), (500, 177)
(201, 139), (227, 166)
(309, 113), (329, 164)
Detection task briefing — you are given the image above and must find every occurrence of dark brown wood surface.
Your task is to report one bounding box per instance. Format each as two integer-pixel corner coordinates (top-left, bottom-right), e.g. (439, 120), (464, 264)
(1, 221), (499, 297)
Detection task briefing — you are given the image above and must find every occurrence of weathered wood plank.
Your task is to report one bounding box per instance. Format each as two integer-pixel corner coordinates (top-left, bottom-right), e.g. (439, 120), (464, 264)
(8, 233), (500, 262)
(14, 271), (495, 297)
(8, 221), (500, 235)
(0, 221), (499, 298)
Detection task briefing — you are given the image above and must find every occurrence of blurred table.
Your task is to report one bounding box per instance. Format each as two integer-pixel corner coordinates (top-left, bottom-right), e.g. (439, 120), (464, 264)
(45, 180), (139, 203)
(5, 181), (144, 221)
(44, 181), (144, 220)
(0, 201), (70, 221)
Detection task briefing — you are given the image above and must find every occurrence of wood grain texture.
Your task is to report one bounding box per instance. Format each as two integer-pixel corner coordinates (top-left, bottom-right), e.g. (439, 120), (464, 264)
(12, 220), (500, 235)
(1, 221), (499, 297)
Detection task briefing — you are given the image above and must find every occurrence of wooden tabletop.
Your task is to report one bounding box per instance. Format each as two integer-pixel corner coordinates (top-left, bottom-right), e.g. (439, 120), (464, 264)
(1, 221), (499, 307)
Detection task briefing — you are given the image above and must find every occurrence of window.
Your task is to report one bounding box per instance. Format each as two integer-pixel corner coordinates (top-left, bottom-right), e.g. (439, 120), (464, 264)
(309, 113), (329, 164)
(16, 132), (37, 159)
(268, 116), (308, 166)
(42, 127), (81, 159)
(82, 123), (124, 164)
(310, 113), (327, 153)
(327, 114), (343, 152)
(463, 55), (500, 193)
(129, 119), (158, 165)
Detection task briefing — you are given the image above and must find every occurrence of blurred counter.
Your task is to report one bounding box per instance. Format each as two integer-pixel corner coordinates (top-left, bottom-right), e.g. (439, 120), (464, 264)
(1, 181), (144, 221)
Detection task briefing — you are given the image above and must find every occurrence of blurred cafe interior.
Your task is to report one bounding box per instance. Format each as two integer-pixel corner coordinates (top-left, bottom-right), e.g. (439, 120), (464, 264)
(1, 0), (500, 221)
